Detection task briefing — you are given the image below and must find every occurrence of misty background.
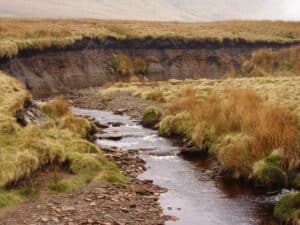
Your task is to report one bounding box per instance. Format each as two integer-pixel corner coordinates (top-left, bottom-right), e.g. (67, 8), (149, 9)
(0, 0), (299, 21)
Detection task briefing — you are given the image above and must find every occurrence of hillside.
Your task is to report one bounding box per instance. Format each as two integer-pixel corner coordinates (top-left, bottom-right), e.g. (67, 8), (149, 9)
(1, 0), (299, 21)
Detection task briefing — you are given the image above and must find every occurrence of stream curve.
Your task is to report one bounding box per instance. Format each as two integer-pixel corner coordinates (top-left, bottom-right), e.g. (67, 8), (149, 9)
(74, 108), (283, 225)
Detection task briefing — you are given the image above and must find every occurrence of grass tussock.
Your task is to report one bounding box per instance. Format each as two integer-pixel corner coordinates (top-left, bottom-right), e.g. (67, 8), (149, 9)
(112, 54), (147, 77)
(242, 46), (300, 77)
(0, 19), (300, 59)
(40, 96), (69, 117)
(0, 71), (124, 204)
(142, 107), (161, 128)
(0, 188), (37, 208)
(274, 192), (300, 224)
(101, 77), (300, 184)
(101, 76), (300, 119)
(160, 87), (300, 181)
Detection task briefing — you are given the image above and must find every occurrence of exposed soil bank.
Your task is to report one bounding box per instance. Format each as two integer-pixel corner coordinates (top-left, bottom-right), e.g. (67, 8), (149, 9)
(0, 38), (298, 98)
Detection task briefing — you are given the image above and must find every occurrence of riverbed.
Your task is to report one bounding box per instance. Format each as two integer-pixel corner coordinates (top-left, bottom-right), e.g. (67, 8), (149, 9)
(74, 108), (282, 225)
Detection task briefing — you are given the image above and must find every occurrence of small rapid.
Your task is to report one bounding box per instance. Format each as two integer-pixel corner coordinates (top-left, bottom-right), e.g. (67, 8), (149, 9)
(74, 108), (284, 225)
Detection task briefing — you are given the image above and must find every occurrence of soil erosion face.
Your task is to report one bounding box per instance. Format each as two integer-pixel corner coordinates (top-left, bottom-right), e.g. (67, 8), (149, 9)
(0, 38), (297, 98)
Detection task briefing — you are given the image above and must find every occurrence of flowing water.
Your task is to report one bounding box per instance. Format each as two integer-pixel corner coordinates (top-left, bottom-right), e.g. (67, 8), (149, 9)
(74, 108), (285, 225)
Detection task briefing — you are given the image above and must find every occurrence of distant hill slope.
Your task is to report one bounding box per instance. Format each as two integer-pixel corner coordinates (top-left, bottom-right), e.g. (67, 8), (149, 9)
(0, 0), (299, 21)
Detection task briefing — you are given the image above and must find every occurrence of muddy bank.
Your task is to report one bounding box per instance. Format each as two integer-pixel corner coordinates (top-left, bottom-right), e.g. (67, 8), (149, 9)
(1, 38), (299, 98)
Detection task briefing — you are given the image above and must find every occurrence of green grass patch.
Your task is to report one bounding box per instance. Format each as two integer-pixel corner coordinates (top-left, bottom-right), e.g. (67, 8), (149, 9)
(274, 192), (300, 223)
(0, 188), (38, 208)
(142, 107), (161, 128)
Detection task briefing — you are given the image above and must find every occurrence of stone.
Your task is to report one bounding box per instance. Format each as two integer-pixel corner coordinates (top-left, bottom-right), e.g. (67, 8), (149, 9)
(40, 217), (49, 222)
(162, 215), (179, 221)
(90, 202), (97, 207)
(52, 217), (60, 223)
(179, 147), (208, 156)
(120, 207), (129, 213)
(61, 206), (75, 212)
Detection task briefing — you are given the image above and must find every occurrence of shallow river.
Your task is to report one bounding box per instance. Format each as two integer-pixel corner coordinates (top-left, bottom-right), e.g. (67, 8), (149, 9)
(74, 108), (284, 225)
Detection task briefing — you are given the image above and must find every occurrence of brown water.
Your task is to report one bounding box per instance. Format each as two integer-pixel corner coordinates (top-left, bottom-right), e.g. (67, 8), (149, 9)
(74, 108), (285, 225)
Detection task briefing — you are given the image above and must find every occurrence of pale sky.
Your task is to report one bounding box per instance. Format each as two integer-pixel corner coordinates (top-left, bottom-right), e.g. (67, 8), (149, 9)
(0, 0), (299, 21)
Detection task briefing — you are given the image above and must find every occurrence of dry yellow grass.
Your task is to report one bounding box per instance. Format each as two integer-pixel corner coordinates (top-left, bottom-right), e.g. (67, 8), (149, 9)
(101, 77), (300, 119)
(101, 77), (300, 183)
(241, 46), (300, 77)
(0, 71), (124, 204)
(0, 19), (300, 58)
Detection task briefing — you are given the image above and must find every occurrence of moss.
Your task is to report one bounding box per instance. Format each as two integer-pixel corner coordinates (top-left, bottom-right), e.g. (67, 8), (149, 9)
(48, 173), (92, 193)
(49, 162), (126, 193)
(252, 151), (288, 188)
(290, 173), (300, 189)
(142, 107), (161, 128)
(0, 188), (37, 208)
(96, 162), (127, 184)
(65, 152), (104, 175)
(111, 57), (121, 73)
(159, 112), (195, 138)
(274, 192), (300, 223)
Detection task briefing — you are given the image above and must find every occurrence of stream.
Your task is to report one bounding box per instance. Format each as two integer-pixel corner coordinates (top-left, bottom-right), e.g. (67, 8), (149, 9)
(73, 108), (283, 225)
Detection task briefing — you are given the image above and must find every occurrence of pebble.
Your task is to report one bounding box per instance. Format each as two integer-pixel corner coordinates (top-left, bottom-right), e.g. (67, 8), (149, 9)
(40, 217), (49, 222)
(52, 217), (60, 223)
(61, 206), (75, 212)
(90, 202), (97, 207)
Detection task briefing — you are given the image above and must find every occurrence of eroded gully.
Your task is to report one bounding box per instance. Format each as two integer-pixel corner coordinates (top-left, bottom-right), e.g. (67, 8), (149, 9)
(73, 108), (285, 225)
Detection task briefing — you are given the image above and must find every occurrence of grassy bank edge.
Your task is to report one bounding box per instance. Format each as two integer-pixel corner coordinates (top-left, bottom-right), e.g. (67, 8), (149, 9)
(0, 71), (126, 208)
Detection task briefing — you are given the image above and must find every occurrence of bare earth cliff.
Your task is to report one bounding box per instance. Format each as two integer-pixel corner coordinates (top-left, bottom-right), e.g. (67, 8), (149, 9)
(0, 38), (298, 98)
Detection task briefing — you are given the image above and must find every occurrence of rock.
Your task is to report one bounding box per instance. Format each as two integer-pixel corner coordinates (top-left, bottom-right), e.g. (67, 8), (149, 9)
(94, 121), (109, 128)
(108, 122), (124, 127)
(147, 62), (164, 74)
(40, 217), (49, 222)
(85, 198), (93, 202)
(120, 207), (129, 213)
(52, 217), (59, 223)
(178, 147), (208, 156)
(162, 215), (179, 221)
(113, 221), (125, 225)
(114, 109), (127, 115)
(96, 133), (124, 140)
(90, 202), (97, 207)
(129, 203), (137, 208)
(61, 206), (75, 212)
